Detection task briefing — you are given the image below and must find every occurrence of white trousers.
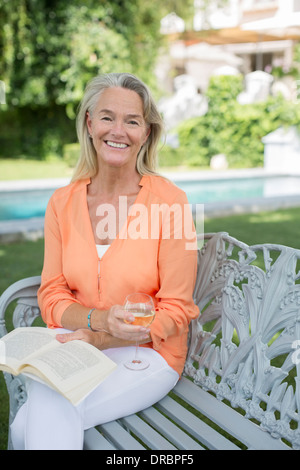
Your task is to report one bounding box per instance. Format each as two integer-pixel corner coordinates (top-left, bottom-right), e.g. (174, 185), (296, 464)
(10, 339), (179, 450)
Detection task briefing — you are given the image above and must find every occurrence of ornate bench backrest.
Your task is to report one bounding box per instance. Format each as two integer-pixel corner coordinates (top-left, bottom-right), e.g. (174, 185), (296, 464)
(0, 276), (41, 337)
(187, 232), (300, 449)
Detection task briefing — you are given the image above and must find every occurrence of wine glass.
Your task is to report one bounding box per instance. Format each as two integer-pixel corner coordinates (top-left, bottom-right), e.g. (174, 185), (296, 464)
(123, 293), (155, 370)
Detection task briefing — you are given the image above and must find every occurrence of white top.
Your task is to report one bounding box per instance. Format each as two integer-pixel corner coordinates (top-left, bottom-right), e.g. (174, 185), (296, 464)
(96, 244), (110, 258)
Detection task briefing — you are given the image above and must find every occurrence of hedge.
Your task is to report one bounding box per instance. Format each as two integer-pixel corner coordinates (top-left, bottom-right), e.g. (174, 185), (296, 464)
(159, 75), (300, 169)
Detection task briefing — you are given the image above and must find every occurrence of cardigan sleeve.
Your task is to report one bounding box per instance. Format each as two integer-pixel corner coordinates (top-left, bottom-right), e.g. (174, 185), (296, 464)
(150, 192), (199, 354)
(37, 195), (80, 328)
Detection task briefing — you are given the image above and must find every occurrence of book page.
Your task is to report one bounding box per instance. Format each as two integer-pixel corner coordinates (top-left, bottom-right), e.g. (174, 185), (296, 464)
(24, 340), (117, 404)
(29, 340), (107, 381)
(0, 327), (57, 372)
(0, 327), (117, 405)
(37, 341), (98, 378)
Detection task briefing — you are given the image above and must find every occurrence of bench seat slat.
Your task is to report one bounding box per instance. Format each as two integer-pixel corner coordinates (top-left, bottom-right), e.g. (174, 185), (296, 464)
(96, 421), (145, 450)
(140, 406), (204, 450)
(120, 414), (176, 450)
(174, 378), (290, 450)
(156, 394), (239, 450)
(83, 428), (117, 450)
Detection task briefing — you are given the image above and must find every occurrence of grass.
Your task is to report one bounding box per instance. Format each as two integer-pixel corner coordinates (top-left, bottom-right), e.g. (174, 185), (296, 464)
(0, 157), (73, 181)
(0, 207), (300, 449)
(204, 208), (300, 249)
(0, 158), (201, 181)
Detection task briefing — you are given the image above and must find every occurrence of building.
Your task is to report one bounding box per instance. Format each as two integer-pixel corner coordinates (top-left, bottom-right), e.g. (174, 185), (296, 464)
(159, 0), (300, 94)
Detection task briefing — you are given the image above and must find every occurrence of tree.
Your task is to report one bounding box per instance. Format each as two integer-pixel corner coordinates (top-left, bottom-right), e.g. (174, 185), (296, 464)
(0, 0), (198, 157)
(0, 0), (161, 156)
(0, 1), (133, 108)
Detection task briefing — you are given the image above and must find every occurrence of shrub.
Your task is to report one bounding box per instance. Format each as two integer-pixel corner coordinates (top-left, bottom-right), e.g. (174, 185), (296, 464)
(160, 75), (300, 169)
(63, 143), (80, 167)
(0, 105), (77, 159)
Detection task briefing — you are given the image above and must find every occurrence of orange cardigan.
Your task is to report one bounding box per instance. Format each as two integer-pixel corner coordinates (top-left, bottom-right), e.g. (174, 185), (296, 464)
(37, 174), (199, 375)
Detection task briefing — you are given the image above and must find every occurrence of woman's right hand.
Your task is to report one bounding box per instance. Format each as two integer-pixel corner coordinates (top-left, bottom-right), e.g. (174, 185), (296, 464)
(96, 305), (150, 342)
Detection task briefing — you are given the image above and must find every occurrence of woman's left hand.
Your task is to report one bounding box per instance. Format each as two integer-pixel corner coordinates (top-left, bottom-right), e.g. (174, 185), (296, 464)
(56, 329), (100, 347)
(55, 326), (151, 350)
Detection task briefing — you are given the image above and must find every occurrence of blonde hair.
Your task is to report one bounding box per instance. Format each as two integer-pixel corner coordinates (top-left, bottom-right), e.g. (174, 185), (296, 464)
(72, 73), (164, 182)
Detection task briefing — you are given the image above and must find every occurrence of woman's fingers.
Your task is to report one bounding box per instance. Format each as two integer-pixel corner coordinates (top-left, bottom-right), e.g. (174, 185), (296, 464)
(56, 329), (92, 344)
(55, 305), (151, 345)
(107, 305), (149, 340)
(56, 325), (149, 346)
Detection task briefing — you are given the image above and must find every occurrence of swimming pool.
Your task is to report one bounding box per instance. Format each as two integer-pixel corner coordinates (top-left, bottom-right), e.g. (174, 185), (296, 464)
(1, 174), (300, 221)
(177, 175), (300, 204)
(0, 188), (56, 221)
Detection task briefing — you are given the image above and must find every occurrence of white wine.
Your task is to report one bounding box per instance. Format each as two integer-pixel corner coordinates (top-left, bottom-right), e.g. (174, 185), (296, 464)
(124, 308), (155, 327)
(123, 293), (155, 370)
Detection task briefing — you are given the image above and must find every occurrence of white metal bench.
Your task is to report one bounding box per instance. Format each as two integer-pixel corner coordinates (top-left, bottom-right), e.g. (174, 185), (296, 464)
(0, 232), (299, 450)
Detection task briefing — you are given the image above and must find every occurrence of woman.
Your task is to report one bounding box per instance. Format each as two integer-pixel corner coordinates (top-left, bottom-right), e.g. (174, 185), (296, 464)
(11, 73), (199, 450)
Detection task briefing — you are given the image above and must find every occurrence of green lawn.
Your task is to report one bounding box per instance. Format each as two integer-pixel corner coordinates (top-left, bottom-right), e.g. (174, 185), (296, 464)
(0, 207), (300, 449)
(0, 158), (196, 181)
(0, 157), (73, 181)
(204, 208), (300, 249)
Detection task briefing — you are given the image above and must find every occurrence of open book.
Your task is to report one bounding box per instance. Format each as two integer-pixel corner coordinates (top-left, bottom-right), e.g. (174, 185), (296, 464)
(0, 327), (117, 406)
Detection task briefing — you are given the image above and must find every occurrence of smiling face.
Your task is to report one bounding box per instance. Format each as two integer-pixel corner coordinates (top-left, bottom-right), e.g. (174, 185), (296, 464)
(86, 87), (150, 171)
